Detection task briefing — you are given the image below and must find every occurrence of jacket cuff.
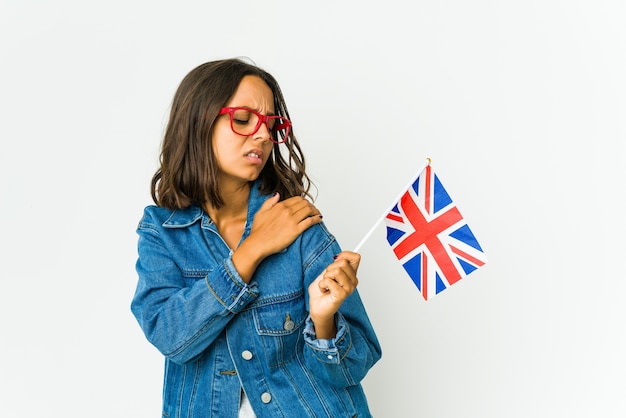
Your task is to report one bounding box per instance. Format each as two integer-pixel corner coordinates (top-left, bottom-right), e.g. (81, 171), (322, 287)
(303, 313), (351, 364)
(205, 254), (259, 313)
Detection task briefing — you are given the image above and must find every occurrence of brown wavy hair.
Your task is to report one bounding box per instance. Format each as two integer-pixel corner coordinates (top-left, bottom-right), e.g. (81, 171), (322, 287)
(151, 58), (313, 209)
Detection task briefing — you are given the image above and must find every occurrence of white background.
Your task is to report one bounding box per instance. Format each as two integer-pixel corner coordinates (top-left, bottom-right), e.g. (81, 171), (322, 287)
(1, 1), (625, 417)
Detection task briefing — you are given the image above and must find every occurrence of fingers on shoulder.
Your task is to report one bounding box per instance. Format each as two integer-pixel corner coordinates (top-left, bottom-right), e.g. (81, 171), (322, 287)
(299, 212), (323, 231)
(280, 197), (321, 226)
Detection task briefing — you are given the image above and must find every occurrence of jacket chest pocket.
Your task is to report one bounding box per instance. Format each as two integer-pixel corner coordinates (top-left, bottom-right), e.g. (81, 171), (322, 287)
(252, 293), (306, 368)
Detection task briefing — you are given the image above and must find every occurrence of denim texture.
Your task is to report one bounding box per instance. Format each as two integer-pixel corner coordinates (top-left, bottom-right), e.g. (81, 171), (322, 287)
(131, 180), (382, 417)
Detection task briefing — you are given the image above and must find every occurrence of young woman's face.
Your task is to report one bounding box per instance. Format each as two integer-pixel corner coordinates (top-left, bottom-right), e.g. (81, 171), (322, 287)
(212, 75), (275, 187)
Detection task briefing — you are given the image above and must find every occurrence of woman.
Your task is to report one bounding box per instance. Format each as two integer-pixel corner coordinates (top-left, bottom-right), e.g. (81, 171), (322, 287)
(131, 58), (382, 417)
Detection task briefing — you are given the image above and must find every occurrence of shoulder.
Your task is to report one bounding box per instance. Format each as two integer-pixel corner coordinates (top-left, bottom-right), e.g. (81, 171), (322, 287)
(296, 221), (342, 275)
(301, 221), (340, 255)
(307, 221), (335, 241)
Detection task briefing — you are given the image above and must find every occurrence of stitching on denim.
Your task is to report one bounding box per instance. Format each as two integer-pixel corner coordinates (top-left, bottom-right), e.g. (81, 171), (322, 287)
(176, 364), (187, 416)
(187, 357), (202, 413)
(339, 355), (356, 386)
(203, 260), (243, 308)
(222, 259), (244, 291)
(205, 276), (227, 307)
(182, 270), (212, 278)
(138, 221), (160, 235)
(291, 351), (334, 416)
(302, 225), (336, 272)
(245, 289), (303, 309)
(338, 334), (353, 362)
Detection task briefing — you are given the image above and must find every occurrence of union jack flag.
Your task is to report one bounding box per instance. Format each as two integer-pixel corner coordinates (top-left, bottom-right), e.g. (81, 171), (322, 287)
(385, 164), (487, 300)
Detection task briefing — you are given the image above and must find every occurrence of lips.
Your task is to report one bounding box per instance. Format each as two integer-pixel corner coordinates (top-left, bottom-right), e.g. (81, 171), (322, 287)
(244, 148), (264, 163)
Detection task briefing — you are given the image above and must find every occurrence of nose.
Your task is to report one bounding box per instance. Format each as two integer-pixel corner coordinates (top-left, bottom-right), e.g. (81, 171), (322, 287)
(253, 120), (272, 142)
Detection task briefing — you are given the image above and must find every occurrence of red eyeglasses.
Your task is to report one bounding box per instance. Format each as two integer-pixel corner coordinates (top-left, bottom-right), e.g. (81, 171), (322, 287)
(219, 107), (291, 144)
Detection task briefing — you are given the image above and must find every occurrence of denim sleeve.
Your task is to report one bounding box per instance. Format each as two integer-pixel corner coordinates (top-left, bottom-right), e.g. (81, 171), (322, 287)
(130, 216), (259, 365)
(300, 224), (382, 388)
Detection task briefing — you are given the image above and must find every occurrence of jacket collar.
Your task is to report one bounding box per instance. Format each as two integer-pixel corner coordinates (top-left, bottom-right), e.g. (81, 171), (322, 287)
(162, 180), (267, 229)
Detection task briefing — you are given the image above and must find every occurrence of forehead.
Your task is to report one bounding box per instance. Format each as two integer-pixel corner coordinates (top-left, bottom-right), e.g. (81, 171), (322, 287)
(226, 75), (274, 110)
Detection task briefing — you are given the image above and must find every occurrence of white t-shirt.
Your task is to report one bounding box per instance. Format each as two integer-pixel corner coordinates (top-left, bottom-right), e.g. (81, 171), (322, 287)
(239, 389), (256, 418)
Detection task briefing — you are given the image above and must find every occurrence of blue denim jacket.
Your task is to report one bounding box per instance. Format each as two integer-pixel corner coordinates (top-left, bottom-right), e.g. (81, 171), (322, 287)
(131, 180), (382, 417)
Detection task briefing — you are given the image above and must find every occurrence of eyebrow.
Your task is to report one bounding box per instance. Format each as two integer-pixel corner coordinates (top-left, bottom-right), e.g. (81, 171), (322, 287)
(230, 106), (277, 117)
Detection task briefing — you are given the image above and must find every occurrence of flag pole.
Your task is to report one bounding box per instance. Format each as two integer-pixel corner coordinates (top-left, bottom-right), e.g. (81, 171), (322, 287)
(352, 157), (431, 252)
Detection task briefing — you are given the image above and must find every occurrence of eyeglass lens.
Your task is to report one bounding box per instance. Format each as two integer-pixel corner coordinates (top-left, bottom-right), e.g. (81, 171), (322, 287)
(230, 108), (289, 142)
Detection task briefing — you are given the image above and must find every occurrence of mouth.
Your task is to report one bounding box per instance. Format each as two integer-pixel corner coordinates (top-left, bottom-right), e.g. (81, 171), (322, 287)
(244, 149), (264, 164)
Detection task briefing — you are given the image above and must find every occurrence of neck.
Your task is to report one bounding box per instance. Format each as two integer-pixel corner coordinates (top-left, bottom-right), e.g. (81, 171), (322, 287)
(204, 181), (252, 251)
(205, 181), (251, 223)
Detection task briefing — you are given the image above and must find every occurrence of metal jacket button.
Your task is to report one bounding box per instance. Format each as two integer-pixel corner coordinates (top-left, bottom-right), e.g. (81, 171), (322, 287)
(283, 313), (295, 331)
(241, 350), (253, 360)
(261, 392), (272, 403)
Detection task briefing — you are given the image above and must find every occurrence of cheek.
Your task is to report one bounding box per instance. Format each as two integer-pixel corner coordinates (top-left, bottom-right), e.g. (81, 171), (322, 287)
(212, 128), (239, 157)
(212, 119), (238, 144)
(211, 138), (233, 168)
(264, 144), (275, 161)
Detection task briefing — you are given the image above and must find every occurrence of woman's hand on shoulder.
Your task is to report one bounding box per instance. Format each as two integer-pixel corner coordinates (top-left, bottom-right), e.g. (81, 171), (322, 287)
(249, 193), (323, 257)
(233, 193), (322, 283)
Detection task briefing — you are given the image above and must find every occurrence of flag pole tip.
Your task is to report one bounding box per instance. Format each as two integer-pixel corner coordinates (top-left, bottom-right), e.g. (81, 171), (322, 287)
(426, 157), (431, 165)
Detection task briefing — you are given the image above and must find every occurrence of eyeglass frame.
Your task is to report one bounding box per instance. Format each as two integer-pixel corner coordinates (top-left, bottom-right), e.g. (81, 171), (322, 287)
(218, 107), (291, 144)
